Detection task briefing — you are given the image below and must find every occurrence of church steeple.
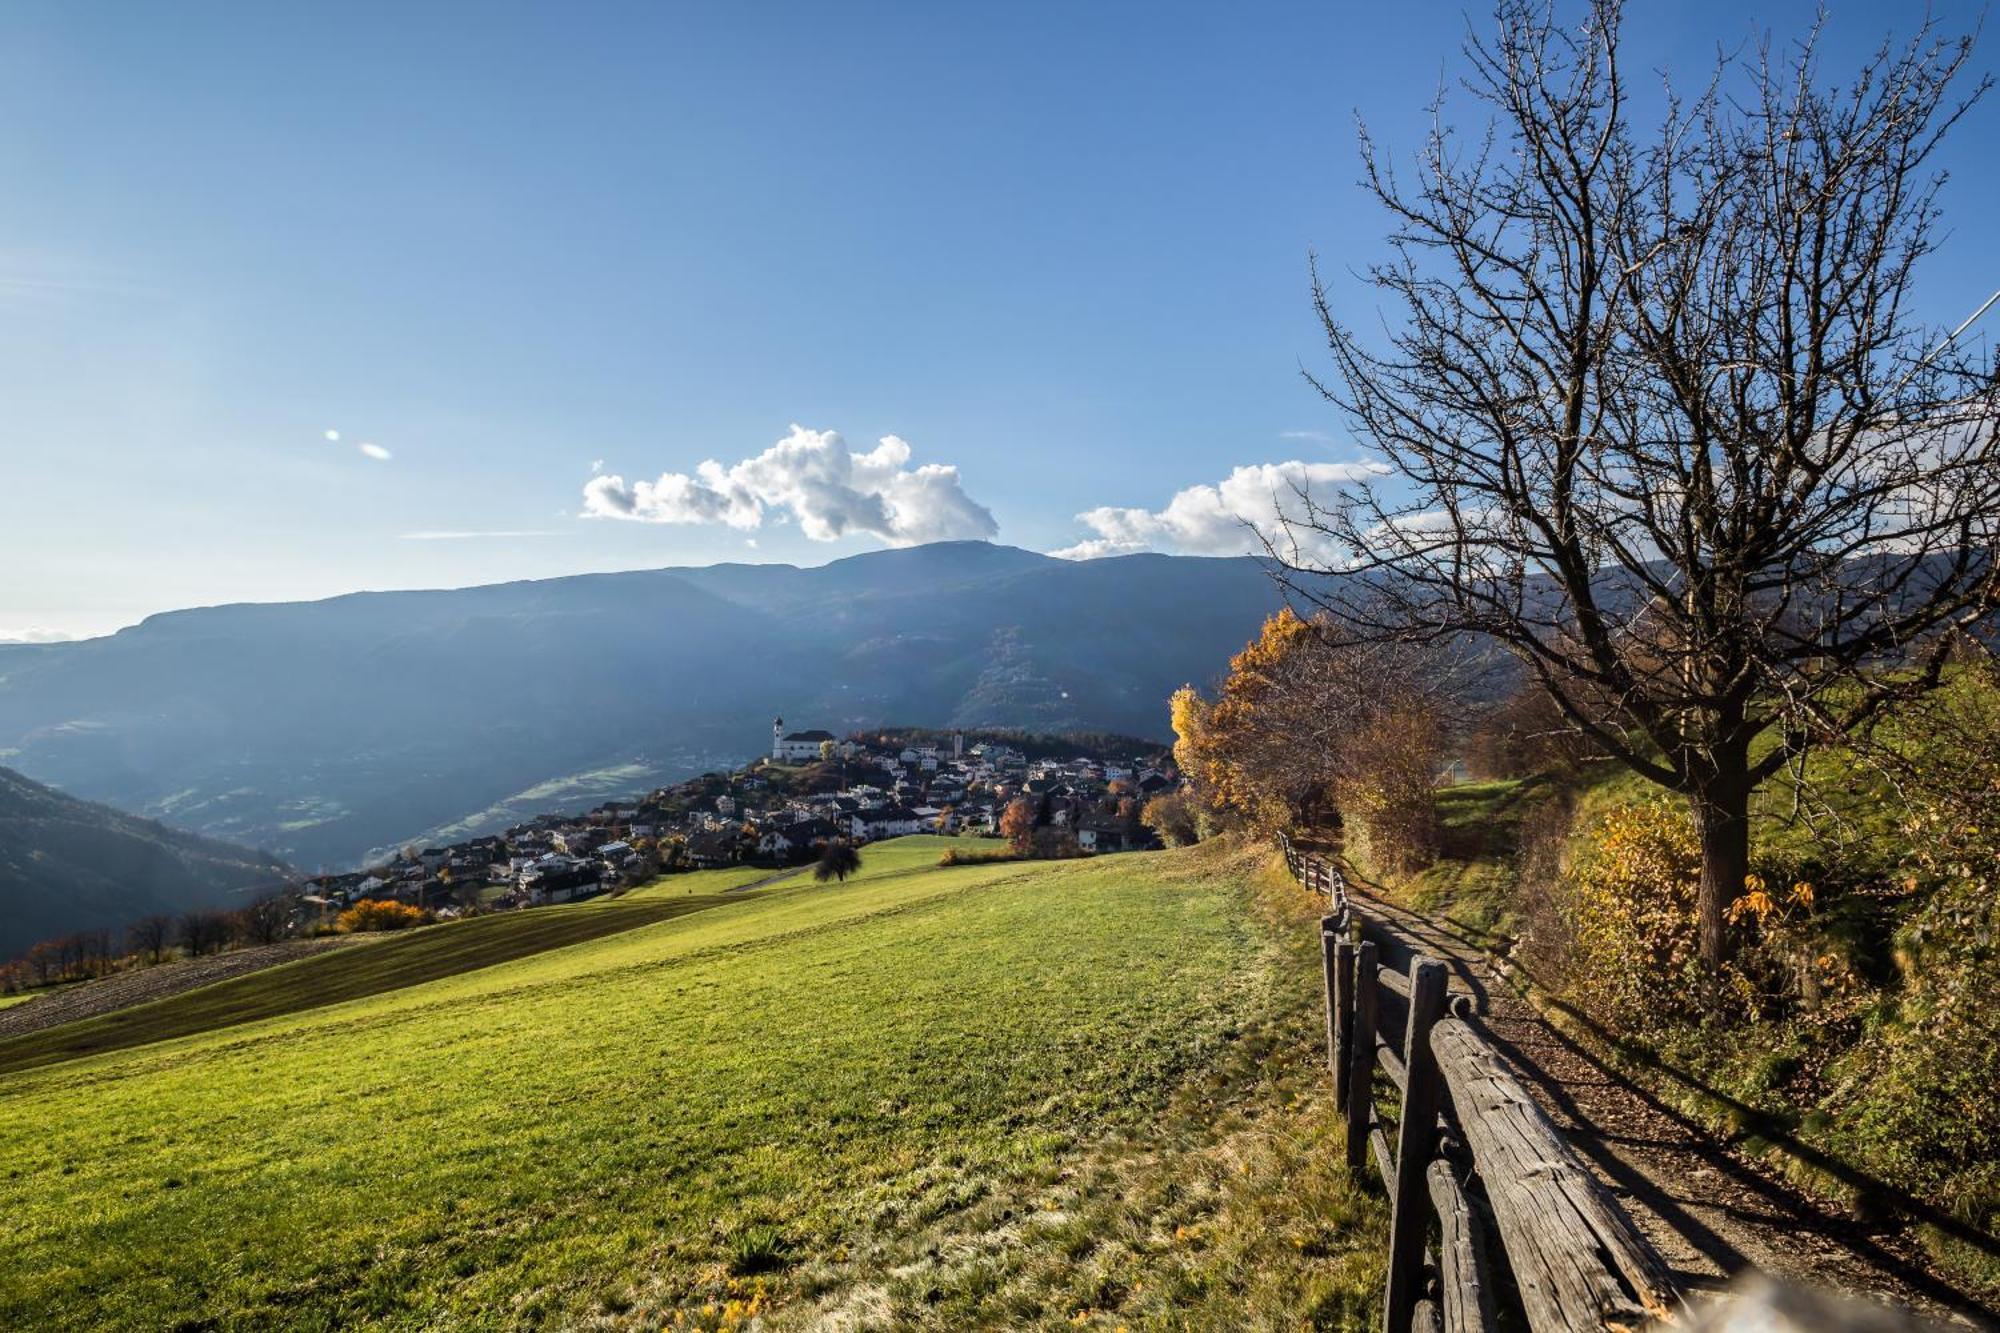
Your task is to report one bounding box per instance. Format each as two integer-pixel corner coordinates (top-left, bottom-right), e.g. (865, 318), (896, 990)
(772, 716), (784, 760)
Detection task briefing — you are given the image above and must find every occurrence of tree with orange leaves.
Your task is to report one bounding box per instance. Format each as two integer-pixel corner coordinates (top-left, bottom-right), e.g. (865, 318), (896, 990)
(1170, 607), (1451, 868)
(999, 796), (1037, 852)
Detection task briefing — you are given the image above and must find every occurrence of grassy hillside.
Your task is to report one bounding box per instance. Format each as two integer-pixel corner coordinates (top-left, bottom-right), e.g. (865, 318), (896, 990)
(0, 836), (1385, 1330)
(0, 866), (780, 1076)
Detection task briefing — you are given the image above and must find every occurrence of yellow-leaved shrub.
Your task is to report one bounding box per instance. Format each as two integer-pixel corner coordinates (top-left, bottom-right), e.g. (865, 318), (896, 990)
(336, 898), (430, 933)
(1564, 800), (1708, 1033)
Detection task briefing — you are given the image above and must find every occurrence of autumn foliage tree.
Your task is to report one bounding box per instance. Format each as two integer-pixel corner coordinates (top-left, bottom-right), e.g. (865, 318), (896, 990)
(999, 797), (1037, 852)
(1171, 609), (1338, 830)
(1172, 608), (1454, 871)
(1139, 791), (1200, 847)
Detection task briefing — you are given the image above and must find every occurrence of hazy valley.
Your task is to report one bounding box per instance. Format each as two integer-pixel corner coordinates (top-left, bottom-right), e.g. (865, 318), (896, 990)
(0, 543), (1287, 869)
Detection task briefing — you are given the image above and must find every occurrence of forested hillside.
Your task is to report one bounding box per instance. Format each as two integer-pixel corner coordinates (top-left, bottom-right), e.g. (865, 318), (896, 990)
(0, 766), (290, 960)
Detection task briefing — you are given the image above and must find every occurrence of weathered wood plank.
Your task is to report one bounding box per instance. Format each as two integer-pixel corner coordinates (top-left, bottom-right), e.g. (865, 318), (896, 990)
(1430, 1018), (1679, 1331)
(1321, 917), (1343, 1078)
(1378, 1039), (1408, 1092)
(1334, 939), (1357, 1107)
(1427, 1158), (1500, 1333)
(1370, 1122), (1394, 1186)
(1378, 965), (1412, 999)
(1385, 959), (1449, 1333)
(1346, 941), (1379, 1173)
(1411, 1298), (1444, 1333)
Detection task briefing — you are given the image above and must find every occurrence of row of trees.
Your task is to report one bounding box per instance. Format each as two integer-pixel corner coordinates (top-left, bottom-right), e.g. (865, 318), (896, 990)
(2, 893), (303, 994)
(1166, 609), (1457, 876)
(996, 787), (1146, 858)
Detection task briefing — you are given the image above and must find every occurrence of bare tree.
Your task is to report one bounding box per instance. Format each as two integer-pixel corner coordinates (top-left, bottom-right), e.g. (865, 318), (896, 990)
(128, 915), (174, 965)
(1286, 1), (2000, 970)
(178, 910), (236, 957)
(77, 929), (115, 977)
(237, 894), (293, 946)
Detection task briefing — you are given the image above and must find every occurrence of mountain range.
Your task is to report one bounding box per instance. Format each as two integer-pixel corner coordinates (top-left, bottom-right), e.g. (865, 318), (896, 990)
(0, 765), (292, 960)
(0, 542), (1295, 871)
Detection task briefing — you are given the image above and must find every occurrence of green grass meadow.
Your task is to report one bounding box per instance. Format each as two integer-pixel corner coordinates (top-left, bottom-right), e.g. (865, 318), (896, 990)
(0, 836), (1384, 1330)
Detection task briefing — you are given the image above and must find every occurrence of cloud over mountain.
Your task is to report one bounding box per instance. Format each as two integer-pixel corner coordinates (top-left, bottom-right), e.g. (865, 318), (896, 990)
(1051, 459), (1387, 560)
(582, 425), (997, 547)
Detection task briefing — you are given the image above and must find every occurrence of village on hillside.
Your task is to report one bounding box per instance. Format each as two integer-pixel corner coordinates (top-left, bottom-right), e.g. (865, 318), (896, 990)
(297, 720), (1179, 917)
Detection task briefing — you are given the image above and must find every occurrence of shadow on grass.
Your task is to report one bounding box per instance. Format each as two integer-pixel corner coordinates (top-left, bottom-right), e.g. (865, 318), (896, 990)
(0, 897), (731, 1077)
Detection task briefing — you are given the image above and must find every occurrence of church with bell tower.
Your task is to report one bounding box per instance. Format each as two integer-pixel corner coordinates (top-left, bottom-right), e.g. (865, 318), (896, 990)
(771, 716), (838, 763)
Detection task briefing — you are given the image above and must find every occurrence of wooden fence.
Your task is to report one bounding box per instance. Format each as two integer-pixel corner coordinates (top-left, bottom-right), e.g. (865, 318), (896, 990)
(1279, 836), (1683, 1333)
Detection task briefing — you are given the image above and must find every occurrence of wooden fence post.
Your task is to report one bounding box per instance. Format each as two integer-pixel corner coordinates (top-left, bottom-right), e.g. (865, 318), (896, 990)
(1333, 939), (1356, 1107)
(1319, 916), (1343, 1076)
(1345, 939), (1378, 1174)
(1385, 957), (1449, 1333)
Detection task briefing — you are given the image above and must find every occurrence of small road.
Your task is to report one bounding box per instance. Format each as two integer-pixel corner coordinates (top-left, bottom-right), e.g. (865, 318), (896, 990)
(1342, 877), (1998, 1329)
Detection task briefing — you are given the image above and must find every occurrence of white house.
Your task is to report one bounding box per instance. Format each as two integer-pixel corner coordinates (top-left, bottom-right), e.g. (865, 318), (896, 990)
(850, 806), (924, 841)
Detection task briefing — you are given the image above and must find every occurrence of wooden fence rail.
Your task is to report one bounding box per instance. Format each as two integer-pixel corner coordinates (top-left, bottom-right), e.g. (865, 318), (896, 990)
(1283, 842), (1683, 1333)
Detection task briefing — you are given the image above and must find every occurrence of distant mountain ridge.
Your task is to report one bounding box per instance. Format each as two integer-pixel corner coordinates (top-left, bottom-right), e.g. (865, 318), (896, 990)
(0, 765), (291, 960)
(0, 543), (1295, 869)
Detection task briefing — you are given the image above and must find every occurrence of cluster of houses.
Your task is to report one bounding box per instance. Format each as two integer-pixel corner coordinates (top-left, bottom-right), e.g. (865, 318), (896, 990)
(300, 721), (1178, 918)
(299, 820), (657, 919)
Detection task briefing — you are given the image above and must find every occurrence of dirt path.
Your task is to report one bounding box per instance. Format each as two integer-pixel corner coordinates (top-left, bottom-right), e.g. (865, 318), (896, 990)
(723, 865), (809, 893)
(1342, 880), (1998, 1329)
(0, 937), (364, 1043)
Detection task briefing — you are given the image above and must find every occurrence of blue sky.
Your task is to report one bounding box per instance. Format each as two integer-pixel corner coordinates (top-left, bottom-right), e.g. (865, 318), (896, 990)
(3, 1), (1996, 638)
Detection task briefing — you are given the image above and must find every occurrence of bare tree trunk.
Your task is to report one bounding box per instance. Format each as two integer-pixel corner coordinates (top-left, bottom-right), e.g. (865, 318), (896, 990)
(1689, 780), (1750, 973)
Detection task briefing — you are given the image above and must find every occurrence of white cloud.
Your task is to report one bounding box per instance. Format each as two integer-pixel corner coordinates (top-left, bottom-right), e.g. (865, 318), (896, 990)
(0, 626), (77, 644)
(1279, 429), (1336, 444)
(589, 458), (604, 473)
(582, 424), (998, 547)
(1050, 459), (1387, 561)
(324, 429), (341, 442)
(357, 442), (392, 461)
